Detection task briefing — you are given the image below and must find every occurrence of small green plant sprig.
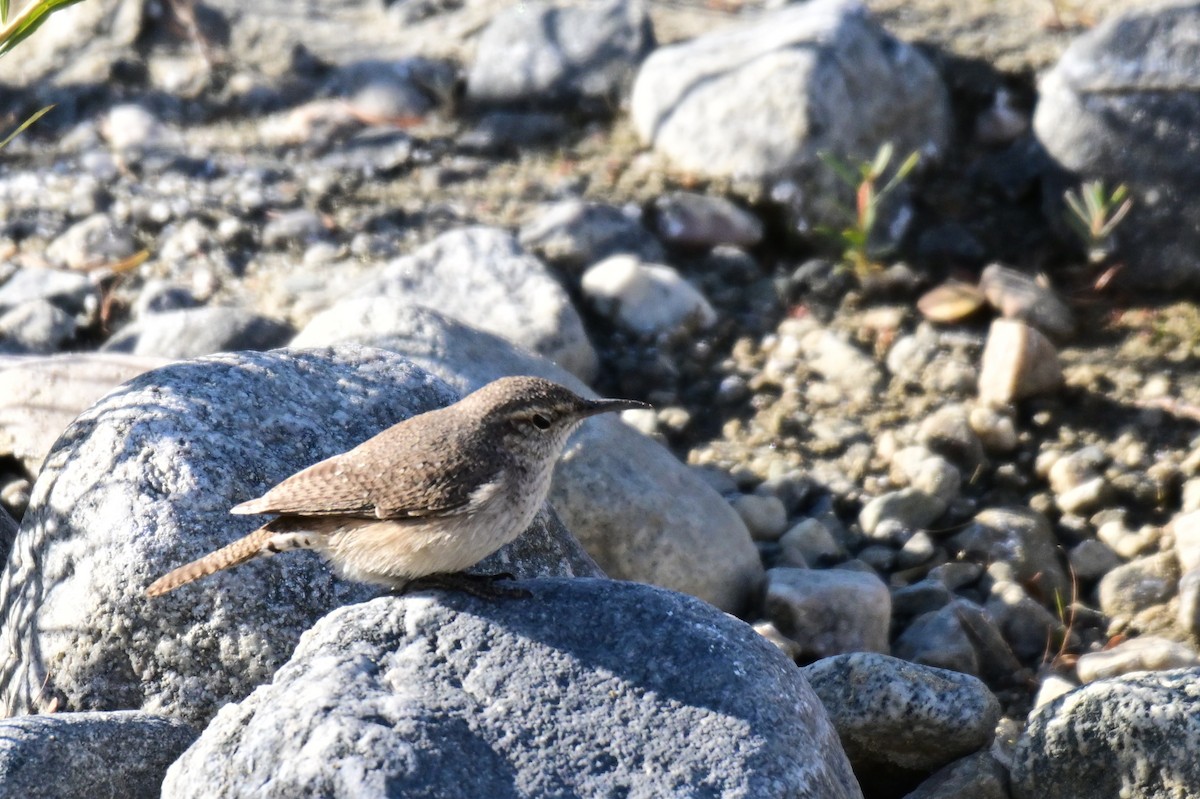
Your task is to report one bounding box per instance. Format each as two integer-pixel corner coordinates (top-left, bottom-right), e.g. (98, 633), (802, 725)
(0, 0), (87, 148)
(819, 142), (920, 278)
(0, 0), (85, 58)
(1063, 179), (1132, 265)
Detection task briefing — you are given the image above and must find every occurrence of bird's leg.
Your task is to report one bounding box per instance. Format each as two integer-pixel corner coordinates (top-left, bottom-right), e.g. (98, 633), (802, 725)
(404, 572), (532, 599)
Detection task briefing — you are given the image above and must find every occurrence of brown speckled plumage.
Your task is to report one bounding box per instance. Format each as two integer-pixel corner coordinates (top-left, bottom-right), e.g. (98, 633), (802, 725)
(146, 376), (646, 597)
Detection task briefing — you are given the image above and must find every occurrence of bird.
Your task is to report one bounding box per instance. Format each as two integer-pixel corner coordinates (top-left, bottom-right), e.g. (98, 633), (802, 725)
(145, 375), (647, 598)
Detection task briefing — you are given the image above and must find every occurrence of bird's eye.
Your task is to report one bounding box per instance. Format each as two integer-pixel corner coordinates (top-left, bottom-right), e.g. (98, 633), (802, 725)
(530, 413), (552, 430)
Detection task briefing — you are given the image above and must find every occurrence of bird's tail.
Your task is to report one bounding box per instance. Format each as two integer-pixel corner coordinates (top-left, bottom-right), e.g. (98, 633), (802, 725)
(146, 526), (316, 597)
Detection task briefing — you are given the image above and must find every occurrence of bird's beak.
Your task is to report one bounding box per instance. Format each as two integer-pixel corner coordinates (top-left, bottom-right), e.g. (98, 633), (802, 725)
(581, 397), (652, 418)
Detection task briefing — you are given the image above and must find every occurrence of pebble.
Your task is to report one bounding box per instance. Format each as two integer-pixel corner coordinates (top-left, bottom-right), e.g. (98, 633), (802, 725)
(1178, 569), (1200, 637)
(1172, 509), (1200, 572)
(581, 255), (717, 337)
(779, 518), (843, 566)
(893, 603), (981, 676)
(1076, 635), (1200, 683)
(0, 299), (76, 354)
(891, 579), (952, 618)
(1097, 552), (1179, 623)
(859, 488), (947, 540)
(918, 404), (987, 471)
(518, 199), (664, 271)
(652, 192), (763, 248)
(45, 213), (137, 270)
(0, 267), (97, 317)
(1033, 673), (1078, 708)
(968, 405), (1018, 452)
(985, 580), (1066, 660)
(1067, 539), (1122, 582)
(730, 493), (789, 542)
(763, 567), (891, 659)
(978, 263), (1074, 340)
(801, 652), (1000, 774)
(977, 319), (1062, 406)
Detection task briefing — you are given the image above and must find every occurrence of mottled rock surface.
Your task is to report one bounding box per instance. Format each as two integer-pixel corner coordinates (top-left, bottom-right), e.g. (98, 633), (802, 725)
(164, 579), (863, 799)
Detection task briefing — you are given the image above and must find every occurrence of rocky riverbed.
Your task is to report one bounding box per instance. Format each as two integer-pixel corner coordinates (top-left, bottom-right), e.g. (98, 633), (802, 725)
(1, 0), (1199, 797)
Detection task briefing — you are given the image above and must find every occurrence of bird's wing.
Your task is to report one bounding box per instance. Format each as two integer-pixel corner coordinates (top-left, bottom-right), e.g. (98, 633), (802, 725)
(230, 428), (501, 520)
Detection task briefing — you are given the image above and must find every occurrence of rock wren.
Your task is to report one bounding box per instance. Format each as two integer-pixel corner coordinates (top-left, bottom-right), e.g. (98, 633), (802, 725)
(146, 376), (646, 597)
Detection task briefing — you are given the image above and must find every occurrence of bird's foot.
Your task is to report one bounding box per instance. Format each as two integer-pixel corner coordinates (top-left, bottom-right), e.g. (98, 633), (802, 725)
(405, 572), (532, 599)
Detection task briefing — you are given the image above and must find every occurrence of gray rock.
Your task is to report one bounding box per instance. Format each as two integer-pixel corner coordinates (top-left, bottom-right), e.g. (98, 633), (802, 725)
(350, 227), (598, 381)
(950, 507), (1070, 605)
(978, 263), (1074, 341)
(100, 104), (168, 151)
(764, 567), (890, 658)
(102, 306), (295, 358)
(0, 352), (170, 473)
(731, 493), (789, 541)
(260, 209), (328, 250)
(630, 0), (949, 230)
(896, 531), (937, 569)
(891, 451), (961, 505)
(0, 0), (144, 87)
(1179, 568), (1200, 638)
(985, 580), (1066, 660)
(131, 279), (201, 318)
(1098, 552), (1180, 622)
(0, 267), (98, 317)
(46, 213), (138, 270)
(581, 254), (717, 337)
(802, 329), (884, 401)
(0, 505), (15, 569)
(802, 652), (999, 775)
(918, 404), (987, 472)
(902, 752), (1010, 799)
(467, 0), (651, 111)
(893, 604), (980, 676)
(163, 580), (863, 799)
(891, 579), (952, 619)
(1033, 3), (1200, 290)
(518, 199), (665, 271)
(320, 57), (459, 119)
(1076, 635), (1200, 683)
(0, 710), (197, 799)
(967, 405), (1018, 453)
(0, 347), (596, 727)
(1067, 538), (1121, 582)
(780, 517), (845, 566)
(859, 488), (946, 540)
(459, 111), (572, 155)
(1173, 508), (1200, 572)
(292, 299), (763, 612)
(1012, 669), (1200, 798)
(653, 192), (764, 248)
(0, 299), (76, 354)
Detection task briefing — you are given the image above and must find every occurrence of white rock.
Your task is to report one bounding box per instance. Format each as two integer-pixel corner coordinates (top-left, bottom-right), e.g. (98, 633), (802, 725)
(581, 255), (716, 336)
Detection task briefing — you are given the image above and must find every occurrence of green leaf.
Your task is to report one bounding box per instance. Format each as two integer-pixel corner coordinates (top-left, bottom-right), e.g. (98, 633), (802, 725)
(0, 0), (85, 59)
(0, 103), (53, 149)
